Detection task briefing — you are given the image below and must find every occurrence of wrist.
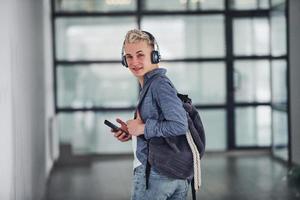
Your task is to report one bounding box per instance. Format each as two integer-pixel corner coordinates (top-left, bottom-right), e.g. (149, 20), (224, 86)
(139, 124), (145, 135)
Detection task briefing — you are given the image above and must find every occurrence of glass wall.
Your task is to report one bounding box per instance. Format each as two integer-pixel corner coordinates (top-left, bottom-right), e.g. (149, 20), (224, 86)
(52, 0), (288, 155)
(141, 15), (225, 59)
(58, 111), (133, 154)
(231, 3), (272, 149)
(164, 62), (226, 105)
(57, 64), (138, 108)
(55, 0), (136, 12)
(234, 60), (270, 103)
(235, 106), (271, 146)
(55, 17), (136, 60)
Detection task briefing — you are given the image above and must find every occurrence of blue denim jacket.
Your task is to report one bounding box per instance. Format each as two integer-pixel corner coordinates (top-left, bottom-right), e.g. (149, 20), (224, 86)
(136, 68), (188, 166)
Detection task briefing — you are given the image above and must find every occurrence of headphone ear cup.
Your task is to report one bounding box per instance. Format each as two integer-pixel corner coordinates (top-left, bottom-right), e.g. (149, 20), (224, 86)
(122, 56), (128, 67)
(151, 50), (160, 64)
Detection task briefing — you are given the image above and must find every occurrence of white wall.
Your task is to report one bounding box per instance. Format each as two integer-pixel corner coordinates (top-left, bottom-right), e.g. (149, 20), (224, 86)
(289, 0), (300, 165)
(0, 1), (15, 199)
(43, 0), (57, 177)
(0, 0), (54, 199)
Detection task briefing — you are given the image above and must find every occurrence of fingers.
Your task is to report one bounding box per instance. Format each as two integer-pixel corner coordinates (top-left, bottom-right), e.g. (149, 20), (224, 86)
(116, 118), (127, 126)
(119, 134), (131, 142)
(112, 129), (123, 136)
(116, 118), (129, 134)
(114, 130), (131, 142)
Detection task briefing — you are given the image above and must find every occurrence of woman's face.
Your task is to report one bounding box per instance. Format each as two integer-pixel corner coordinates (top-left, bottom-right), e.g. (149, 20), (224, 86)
(124, 40), (157, 78)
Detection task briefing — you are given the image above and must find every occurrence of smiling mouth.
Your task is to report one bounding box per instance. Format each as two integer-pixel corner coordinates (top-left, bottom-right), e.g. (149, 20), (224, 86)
(132, 67), (143, 72)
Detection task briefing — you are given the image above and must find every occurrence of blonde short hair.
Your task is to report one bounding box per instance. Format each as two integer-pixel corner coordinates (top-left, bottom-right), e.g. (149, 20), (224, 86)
(123, 29), (154, 49)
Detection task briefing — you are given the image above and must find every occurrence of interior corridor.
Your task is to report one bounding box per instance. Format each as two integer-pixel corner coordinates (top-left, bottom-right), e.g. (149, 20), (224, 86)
(1, 1), (300, 200)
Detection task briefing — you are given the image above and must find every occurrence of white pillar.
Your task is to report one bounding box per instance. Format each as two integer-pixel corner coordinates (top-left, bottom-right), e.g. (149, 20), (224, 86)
(289, 0), (300, 165)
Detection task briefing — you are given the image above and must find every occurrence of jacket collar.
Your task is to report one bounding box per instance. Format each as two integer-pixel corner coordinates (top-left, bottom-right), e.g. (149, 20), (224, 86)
(144, 68), (166, 86)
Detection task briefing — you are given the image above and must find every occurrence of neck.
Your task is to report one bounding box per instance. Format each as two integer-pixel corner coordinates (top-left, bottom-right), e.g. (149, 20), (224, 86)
(138, 77), (144, 87)
(138, 65), (159, 87)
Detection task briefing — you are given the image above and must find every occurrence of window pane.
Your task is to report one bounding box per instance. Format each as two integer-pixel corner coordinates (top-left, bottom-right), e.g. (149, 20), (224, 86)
(144, 0), (224, 11)
(163, 62), (226, 104)
(199, 109), (227, 151)
(233, 18), (270, 56)
(230, 0), (258, 10)
(271, 0), (286, 7)
(271, 11), (287, 56)
(258, 0), (270, 9)
(230, 0), (269, 9)
(141, 15), (225, 59)
(271, 60), (287, 104)
(272, 110), (288, 161)
(234, 60), (270, 102)
(57, 64), (138, 108)
(58, 111), (133, 155)
(55, 17), (136, 60)
(235, 106), (271, 147)
(55, 0), (136, 12)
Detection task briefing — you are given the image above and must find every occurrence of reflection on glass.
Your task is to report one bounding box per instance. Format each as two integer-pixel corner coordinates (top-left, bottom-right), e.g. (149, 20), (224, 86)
(230, 0), (257, 10)
(235, 106), (271, 147)
(234, 60), (270, 102)
(230, 0), (269, 9)
(58, 111), (133, 154)
(144, 0), (224, 11)
(233, 18), (270, 56)
(258, 0), (270, 8)
(271, 0), (286, 7)
(271, 11), (287, 56)
(198, 109), (226, 151)
(57, 64), (138, 108)
(163, 62), (226, 104)
(272, 110), (288, 161)
(142, 15), (225, 59)
(271, 60), (287, 104)
(56, 17), (136, 60)
(55, 0), (136, 12)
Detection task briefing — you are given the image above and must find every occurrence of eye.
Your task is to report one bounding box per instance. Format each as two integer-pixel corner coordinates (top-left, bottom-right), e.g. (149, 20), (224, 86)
(125, 55), (133, 60)
(137, 53), (145, 59)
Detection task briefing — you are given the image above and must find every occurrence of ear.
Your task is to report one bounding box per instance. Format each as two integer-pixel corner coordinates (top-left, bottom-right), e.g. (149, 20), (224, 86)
(122, 55), (128, 67)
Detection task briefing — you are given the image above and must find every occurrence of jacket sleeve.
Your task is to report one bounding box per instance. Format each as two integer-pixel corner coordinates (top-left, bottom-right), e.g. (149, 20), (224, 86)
(144, 77), (188, 139)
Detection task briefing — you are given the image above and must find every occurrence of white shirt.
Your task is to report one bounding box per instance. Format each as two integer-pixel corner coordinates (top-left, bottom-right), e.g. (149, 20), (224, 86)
(132, 136), (142, 169)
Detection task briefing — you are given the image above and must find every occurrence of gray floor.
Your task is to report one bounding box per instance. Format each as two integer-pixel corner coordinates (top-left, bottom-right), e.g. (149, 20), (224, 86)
(45, 151), (300, 200)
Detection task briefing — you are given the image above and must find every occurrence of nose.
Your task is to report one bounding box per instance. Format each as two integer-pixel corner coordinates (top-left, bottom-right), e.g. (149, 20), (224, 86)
(130, 56), (139, 66)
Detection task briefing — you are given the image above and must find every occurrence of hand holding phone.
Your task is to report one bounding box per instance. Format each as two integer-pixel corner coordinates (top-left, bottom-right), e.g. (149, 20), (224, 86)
(104, 120), (119, 131)
(104, 119), (129, 134)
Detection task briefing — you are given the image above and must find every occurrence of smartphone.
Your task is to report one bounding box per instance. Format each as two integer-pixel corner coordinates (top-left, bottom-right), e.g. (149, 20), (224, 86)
(104, 120), (120, 132)
(104, 119), (129, 135)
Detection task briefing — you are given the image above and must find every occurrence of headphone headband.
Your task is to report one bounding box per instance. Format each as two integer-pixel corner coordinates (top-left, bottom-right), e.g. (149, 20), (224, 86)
(141, 31), (160, 53)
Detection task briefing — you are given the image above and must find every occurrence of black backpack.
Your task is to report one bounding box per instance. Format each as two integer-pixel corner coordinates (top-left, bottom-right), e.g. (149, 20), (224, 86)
(177, 92), (206, 158)
(137, 74), (206, 199)
(147, 92), (206, 177)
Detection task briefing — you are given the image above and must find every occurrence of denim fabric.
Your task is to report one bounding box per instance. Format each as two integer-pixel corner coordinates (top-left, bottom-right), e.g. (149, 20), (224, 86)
(131, 165), (189, 200)
(136, 68), (188, 166)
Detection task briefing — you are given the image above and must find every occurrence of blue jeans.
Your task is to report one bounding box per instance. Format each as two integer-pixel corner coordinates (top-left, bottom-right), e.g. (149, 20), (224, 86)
(131, 165), (189, 200)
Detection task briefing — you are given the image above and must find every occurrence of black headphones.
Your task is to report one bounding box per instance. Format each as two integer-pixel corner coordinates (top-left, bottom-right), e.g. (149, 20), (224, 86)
(121, 31), (161, 68)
